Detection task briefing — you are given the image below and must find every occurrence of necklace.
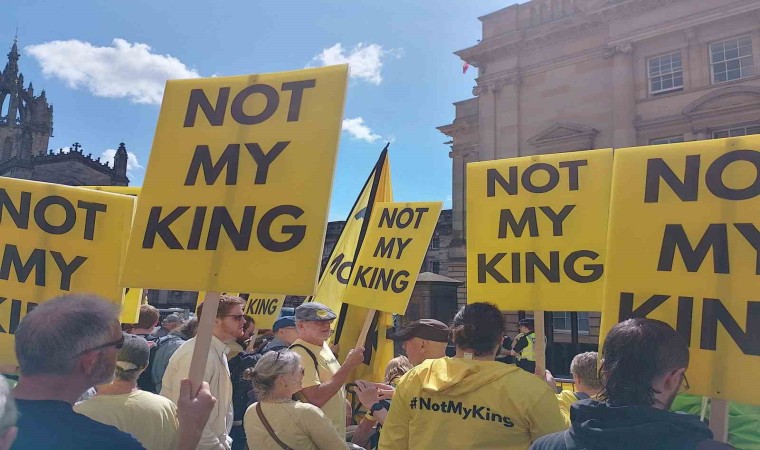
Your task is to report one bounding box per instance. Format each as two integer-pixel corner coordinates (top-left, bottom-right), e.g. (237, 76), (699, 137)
(267, 398), (295, 404)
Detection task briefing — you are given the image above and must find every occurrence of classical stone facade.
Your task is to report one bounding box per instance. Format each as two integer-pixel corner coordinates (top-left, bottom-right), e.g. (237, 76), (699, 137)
(439, 0), (760, 371)
(0, 40), (129, 186)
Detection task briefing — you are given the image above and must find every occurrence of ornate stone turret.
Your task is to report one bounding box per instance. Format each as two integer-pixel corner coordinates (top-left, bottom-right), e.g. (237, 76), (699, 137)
(114, 142), (129, 176)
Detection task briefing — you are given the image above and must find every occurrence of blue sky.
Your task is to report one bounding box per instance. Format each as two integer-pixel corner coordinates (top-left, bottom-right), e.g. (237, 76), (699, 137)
(2, 0), (512, 220)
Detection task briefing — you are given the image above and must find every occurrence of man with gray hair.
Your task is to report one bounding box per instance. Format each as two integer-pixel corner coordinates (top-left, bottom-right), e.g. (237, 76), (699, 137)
(0, 380), (17, 450)
(12, 294), (144, 449)
(75, 334), (179, 450)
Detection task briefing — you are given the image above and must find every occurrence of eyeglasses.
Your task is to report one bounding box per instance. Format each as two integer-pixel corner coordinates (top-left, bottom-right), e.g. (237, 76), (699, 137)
(678, 373), (690, 394)
(223, 314), (246, 322)
(79, 334), (125, 355)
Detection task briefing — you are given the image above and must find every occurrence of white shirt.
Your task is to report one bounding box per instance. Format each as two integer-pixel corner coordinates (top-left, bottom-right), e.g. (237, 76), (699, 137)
(161, 335), (233, 450)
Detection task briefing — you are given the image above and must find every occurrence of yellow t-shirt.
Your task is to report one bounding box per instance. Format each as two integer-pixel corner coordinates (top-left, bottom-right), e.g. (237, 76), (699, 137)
(290, 339), (347, 437)
(379, 357), (566, 450)
(244, 401), (348, 450)
(74, 390), (178, 450)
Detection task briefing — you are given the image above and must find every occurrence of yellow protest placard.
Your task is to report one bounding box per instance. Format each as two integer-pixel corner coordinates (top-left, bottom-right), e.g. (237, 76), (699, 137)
(121, 65), (348, 295)
(0, 178), (134, 366)
(601, 136), (760, 405)
(343, 202), (442, 314)
(466, 149), (612, 311)
(242, 294), (286, 329)
(121, 288), (143, 324)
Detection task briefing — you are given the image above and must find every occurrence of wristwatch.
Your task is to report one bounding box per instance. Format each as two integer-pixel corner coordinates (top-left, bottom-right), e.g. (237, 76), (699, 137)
(370, 401), (387, 413)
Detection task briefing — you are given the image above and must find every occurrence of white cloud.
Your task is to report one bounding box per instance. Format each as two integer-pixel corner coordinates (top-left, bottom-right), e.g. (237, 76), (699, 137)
(26, 39), (200, 105)
(445, 195), (453, 208)
(310, 43), (401, 85)
(342, 117), (381, 143)
(101, 149), (143, 174)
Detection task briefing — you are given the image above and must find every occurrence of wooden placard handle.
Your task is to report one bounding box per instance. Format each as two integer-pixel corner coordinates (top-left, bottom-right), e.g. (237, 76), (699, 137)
(188, 291), (220, 393)
(533, 311), (547, 377)
(356, 309), (376, 350)
(246, 328), (259, 353)
(709, 398), (729, 443)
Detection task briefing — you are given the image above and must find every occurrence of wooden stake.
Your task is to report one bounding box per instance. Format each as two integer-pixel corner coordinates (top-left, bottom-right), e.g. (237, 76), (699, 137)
(709, 398), (730, 443)
(246, 328), (259, 353)
(188, 291), (220, 393)
(533, 311), (547, 377)
(356, 309), (376, 350)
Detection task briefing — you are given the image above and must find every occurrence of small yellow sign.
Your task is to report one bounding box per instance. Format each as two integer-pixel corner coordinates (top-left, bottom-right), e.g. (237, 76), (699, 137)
(601, 136), (760, 405)
(0, 178), (134, 366)
(243, 294), (286, 329)
(121, 288), (143, 324)
(466, 149), (612, 311)
(343, 202), (442, 314)
(121, 65), (348, 295)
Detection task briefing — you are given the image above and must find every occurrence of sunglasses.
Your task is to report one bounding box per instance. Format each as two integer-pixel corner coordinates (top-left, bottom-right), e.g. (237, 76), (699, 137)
(80, 334), (125, 355)
(223, 314), (247, 322)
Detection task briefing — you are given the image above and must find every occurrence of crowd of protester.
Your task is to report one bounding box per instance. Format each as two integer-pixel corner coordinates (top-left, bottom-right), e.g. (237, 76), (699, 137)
(1, 294), (755, 449)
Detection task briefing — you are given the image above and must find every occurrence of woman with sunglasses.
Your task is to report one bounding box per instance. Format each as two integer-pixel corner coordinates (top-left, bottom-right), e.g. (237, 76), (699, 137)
(244, 351), (353, 450)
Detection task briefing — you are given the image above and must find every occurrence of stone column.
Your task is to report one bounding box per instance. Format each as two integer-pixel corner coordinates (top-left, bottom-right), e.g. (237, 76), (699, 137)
(494, 74), (521, 159)
(607, 43), (637, 147)
(475, 84), (497, 161)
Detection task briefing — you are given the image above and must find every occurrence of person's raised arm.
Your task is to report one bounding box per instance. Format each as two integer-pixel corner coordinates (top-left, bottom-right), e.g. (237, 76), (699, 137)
(175, 379), (217, 450)
(299, 347), (364, 407)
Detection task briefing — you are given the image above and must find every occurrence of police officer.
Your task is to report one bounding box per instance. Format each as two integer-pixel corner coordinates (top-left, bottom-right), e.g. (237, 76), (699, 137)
(510, 318), (536, 374)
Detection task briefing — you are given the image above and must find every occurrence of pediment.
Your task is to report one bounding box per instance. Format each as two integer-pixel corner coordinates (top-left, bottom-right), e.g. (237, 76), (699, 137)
(528, 122), (599, 144)
(683, 86), (760, 117)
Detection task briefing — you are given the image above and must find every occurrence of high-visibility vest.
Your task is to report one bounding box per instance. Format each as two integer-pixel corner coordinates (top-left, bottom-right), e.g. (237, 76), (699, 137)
(521, 332), (536, 362)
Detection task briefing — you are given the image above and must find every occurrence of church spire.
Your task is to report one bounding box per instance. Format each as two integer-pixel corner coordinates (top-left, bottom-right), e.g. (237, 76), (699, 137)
(114, 142), (129, 176)
(5, 37), (20, 77)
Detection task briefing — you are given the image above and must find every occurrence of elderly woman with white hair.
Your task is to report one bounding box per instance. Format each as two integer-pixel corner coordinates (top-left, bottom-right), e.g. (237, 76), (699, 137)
(244, 350), (353, 450)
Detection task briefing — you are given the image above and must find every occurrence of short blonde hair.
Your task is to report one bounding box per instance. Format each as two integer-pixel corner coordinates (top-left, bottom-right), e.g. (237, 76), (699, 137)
(384, 356), (413, 385)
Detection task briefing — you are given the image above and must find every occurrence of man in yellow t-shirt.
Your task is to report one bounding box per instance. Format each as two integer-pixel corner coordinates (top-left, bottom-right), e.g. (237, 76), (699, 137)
(75, 334), (178, 450)
(290, 302), (365, 437)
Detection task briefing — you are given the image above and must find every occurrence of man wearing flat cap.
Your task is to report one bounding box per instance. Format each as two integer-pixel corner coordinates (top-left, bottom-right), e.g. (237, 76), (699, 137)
(290, 302), (365, 437)
(388, 319), (450, 366)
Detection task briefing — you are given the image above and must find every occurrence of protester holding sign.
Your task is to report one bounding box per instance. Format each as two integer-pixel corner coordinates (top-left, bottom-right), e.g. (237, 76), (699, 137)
(291, 302), (365, 438)
(379, 303), (565, 449)
(531, 318), (732, 450)
(161, 295), (245, 450)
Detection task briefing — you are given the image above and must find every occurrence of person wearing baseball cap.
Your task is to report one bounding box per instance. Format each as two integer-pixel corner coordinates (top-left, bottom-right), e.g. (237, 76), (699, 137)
(75, 334), (179, 450)
(260, 316), (298, 354)
(388, 319), (450, 366)
(151, 313), (183, 339)
(289, 302), (365, 438)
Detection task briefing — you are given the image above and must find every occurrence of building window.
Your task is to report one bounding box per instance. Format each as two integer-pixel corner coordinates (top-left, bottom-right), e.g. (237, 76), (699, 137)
(710, 35), (754, 83)
(648, 52), (683, 95)
(553, 312), (590, 334)
(712, 124), (760, 139)
(650, 135), (684, 145)
(431, 261), (440, 274)
(430, 233), (440, 250)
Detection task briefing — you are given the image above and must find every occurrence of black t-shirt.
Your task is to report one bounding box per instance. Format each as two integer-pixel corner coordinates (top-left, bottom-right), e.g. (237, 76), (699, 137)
(13, 399), (145, 450)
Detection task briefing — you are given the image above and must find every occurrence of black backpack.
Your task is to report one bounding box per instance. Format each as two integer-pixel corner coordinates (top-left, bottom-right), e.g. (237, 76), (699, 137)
(136, 334), (163, 393)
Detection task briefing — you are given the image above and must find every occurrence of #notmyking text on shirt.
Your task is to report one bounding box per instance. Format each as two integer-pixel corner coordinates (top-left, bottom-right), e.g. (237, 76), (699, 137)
(409, 396), (515, 428)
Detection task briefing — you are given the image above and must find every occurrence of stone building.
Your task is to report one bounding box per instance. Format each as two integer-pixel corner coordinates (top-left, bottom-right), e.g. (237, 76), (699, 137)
(439, 0), (760, 372)
(0, 39), (129, 186)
